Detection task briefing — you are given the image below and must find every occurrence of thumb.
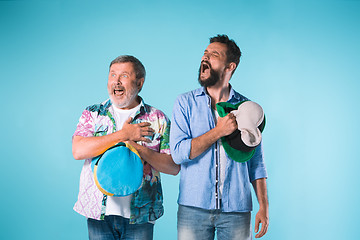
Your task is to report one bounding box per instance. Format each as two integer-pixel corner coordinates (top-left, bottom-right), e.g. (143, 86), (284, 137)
(254, 218), (259, 233)
(125, 117), (133, 124)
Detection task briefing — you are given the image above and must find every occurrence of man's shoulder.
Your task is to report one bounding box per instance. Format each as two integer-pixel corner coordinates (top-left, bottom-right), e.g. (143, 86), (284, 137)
(181, 87), (203, 96)
(143, 103), (169, 121)
(84, 99), (111, 116)
(230, 87), (250, 103)
(176, 87), (204, 102)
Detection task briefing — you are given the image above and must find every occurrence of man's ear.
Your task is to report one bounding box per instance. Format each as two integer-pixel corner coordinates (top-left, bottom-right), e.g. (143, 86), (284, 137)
(226, 62), (237, 73)
(137, 78), (145, 92)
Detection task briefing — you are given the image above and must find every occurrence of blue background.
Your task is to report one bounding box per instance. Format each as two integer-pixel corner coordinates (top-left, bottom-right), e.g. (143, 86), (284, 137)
(1, 0), (359, 239)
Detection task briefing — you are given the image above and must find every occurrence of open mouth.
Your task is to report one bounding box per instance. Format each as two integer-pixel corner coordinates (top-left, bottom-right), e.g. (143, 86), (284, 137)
(200, 61), (211, 77)
(201, 61), (210, 71)
(113, 87), (125, 96)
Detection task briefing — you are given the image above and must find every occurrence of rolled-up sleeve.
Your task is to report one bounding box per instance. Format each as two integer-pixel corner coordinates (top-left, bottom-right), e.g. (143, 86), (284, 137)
(247, 142), (268, 182)
(73, 109), (95, 138)
(170, 95), (193, 164)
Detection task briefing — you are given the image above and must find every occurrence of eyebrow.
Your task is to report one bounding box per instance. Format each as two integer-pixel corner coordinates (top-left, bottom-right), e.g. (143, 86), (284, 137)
(204, 50), (220, 55)
(110, 70), (131, 75)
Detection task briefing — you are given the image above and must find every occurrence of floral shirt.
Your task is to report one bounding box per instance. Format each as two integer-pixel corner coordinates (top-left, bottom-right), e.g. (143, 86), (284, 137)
(73, 98), (170, 224)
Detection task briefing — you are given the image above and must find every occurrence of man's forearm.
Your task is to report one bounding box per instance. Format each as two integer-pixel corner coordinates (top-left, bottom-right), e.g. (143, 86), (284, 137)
(130, 142), (180, 175)
(72, 132), (128, 160)
(189, 127), (222, 159)
(72, 120), (154, 160)
(252, 178), (269, 210)
(189, 113), (238, 159)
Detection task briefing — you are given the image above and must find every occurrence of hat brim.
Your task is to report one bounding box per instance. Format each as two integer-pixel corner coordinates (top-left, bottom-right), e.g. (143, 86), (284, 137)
(91, 142), (143, 196)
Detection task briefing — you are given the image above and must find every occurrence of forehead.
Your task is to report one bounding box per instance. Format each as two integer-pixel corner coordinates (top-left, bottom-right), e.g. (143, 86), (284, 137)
(109, 62), (135, 73)
(205, 42), (227, 55)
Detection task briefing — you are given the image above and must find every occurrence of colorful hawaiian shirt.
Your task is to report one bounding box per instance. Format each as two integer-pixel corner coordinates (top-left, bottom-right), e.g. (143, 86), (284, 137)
(73, 98), (170, 224)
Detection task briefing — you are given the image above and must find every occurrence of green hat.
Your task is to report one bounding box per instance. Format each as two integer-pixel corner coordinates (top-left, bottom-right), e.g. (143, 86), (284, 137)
(216, 101), (265, 163)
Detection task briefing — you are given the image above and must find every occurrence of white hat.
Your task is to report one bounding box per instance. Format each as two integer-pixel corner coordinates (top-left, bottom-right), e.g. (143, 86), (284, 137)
(231, 101), (265, 148)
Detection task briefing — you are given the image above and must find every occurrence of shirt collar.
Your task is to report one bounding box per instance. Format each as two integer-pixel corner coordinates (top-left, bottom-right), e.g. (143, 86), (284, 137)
(195, 85), (241, 103)
(137, 96), (149, 114)
(106, 95), (149, 115)
(228, 85), (242, 102)
(195, 87), (207, 97)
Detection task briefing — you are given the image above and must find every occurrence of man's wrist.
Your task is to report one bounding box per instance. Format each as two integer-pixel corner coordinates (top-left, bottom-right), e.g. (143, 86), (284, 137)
(211, 126), (223, 141)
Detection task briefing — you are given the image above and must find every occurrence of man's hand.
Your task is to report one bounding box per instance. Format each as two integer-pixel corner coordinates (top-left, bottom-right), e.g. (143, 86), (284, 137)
(254, 207), (269, 238)
(189, 112), (238, 159)
(252, 178), (269, 238)
(121, 117), (154, 143)
(72, 117), (155, 160)
(214, 112), (238, 137)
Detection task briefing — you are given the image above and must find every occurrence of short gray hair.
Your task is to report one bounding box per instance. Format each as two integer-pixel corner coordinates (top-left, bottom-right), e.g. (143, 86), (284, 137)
(109, 55), (146, 80)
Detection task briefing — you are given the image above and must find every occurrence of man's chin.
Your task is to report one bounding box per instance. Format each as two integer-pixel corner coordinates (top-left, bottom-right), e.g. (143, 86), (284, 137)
(199, 78), (216, 88)
(198, 75), (208, 85)
(110, 97), (127, 109)
(198, 79), (207, 87)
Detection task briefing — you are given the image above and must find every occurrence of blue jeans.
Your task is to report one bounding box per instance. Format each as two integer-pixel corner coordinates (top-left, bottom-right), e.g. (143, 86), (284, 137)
(87, 215), (154, 240)
(177, 205), (252, 240)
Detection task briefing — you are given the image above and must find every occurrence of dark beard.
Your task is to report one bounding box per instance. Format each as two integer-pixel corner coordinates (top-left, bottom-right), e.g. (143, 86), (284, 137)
(198, 65), (221, 88)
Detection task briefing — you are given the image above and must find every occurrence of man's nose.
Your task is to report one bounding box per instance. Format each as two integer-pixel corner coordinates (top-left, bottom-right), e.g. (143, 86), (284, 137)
(202, 53), (210, 61)
(116, 76), (122, 84)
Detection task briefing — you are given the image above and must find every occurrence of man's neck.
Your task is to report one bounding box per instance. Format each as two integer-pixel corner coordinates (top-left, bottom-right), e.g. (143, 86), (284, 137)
(206, 82), (231, 109)
(113, 95), (141, 110)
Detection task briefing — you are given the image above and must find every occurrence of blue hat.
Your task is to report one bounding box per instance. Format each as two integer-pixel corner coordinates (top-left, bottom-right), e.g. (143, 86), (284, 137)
(91, 142), (143, 196)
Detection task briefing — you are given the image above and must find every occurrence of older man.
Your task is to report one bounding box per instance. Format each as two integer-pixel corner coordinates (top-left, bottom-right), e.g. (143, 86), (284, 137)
(72, 55), (179, 240)
(170, 35), (269, 239)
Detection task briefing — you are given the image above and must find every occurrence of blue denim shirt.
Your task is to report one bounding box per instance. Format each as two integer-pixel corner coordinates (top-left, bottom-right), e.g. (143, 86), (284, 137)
(170, 87), (267, 212)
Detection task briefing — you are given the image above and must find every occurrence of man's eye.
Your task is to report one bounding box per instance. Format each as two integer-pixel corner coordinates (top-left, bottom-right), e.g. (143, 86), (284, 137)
(111, 74), (116, 77)
(122, 74), (129, 78)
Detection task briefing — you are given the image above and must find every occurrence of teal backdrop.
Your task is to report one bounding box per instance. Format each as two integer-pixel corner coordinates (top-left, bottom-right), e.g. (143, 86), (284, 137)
(1, 1), (359, 239)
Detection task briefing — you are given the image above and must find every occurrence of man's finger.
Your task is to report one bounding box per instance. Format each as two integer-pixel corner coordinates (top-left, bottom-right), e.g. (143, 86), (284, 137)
(141, 127), (154, 134)
(255, 222), (268, 238)
(140, 137), (152, 143)
(255, 222), (262, 238)
(254, 219), (259, 233)
(142, 130), (154, 136)
(260, 223), (268, 237)
(138, 122), (151, 127)
(144, 127), (155, 132)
